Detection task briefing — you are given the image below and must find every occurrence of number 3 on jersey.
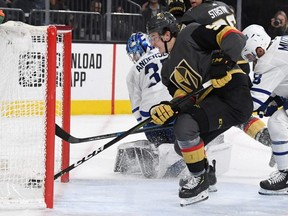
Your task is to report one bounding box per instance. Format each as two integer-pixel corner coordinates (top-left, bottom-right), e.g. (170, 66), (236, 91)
(145, 62), (161, 88)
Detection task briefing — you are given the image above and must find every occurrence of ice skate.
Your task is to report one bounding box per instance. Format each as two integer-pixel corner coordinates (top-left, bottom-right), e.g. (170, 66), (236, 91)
(259, 170), (288, 195)
(179, 172), (209, 206)
(179, 160), (217, 192)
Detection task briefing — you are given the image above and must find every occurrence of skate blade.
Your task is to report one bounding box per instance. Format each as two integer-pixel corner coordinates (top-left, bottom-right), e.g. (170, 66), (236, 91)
(259, 187), (288, 195)
(180, 190), (209, 207)
(208, 185), (217, 192)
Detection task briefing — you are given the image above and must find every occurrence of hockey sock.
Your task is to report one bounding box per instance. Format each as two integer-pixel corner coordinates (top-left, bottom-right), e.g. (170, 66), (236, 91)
(179, 139), (206, 174)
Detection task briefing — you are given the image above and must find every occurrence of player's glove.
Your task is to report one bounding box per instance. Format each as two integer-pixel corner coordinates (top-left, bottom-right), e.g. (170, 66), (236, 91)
(150, 101), (176, 125)
(209, 52), (235, 88)
(257, 96), (284, 118)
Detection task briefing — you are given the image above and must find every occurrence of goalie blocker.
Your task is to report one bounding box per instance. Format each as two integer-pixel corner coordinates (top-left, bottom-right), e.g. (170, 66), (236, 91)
(114, 134), (232, 179)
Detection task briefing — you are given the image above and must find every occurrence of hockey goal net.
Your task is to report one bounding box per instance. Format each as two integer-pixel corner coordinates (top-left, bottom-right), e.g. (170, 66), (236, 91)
(0, 21), (71, 209)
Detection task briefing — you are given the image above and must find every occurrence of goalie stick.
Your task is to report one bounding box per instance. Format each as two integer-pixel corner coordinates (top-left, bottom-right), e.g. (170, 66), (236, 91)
(54, 81), (212, 180)
(56, 123), (173, 143)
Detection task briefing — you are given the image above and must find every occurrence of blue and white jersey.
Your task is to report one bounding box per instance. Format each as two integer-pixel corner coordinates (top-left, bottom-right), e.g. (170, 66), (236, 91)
(126, 48), (172, 122)
(251, 35), (288, 110)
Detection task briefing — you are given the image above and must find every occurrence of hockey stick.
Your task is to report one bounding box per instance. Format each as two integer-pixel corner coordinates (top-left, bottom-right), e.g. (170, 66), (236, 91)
(56, 123), (173, 144)
(54, 81), (212, 180)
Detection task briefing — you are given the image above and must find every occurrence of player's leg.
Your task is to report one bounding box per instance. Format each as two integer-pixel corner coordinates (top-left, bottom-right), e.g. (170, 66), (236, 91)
(259, 109), (288, 195)
(236, 115), (271, 146)
(174, 114), (209, 206)
(176, 126), (230, 193)
(176, 87), (252, 206)
(236, 115), (275, 166)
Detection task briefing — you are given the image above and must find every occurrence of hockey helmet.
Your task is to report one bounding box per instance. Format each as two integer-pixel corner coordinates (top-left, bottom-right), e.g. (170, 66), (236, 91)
(146, 12), (180, 36)
(168, 0), (186, 19)
(241, 24), (271, 62)
(126, 32), (154, 63)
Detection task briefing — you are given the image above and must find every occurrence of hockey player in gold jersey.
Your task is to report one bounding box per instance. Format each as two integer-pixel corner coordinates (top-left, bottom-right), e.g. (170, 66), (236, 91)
(147, 12), (253, 205)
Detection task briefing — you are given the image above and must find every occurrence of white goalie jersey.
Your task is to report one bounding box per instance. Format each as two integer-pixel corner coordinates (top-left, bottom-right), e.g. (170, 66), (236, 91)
(126, 48), (172, 122)
(251, 35), (288, 110)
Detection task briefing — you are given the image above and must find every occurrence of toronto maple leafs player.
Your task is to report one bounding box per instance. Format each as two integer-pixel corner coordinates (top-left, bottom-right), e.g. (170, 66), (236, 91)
(125, 32), (174, 143)
(242, 24), (288, 195)
(114, 32), (182, 178)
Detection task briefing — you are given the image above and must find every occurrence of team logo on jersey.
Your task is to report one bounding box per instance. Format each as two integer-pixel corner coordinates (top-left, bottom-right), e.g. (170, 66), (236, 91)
(170, 59), (202, 93)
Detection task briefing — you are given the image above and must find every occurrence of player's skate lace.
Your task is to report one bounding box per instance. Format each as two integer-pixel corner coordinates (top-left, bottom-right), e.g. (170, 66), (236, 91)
(267, 170), (287, 185)
(259, 169), (288, 194)
(182, 175), (201, 190)
(180, 175), (192, 186)
(178, 171), (209, 204)
(179, 160), (217, 192)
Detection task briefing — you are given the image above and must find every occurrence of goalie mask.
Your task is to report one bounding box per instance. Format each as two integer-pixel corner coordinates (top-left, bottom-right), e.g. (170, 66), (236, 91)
(241, 24), (271, 62)
(126, 32), (154, 63)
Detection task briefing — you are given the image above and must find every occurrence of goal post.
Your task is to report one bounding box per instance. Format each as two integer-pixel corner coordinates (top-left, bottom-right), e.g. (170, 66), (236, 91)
(0, 21), (72, 209)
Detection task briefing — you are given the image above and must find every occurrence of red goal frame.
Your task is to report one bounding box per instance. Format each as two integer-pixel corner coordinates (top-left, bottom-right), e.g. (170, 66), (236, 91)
(45, 25), (72, 209)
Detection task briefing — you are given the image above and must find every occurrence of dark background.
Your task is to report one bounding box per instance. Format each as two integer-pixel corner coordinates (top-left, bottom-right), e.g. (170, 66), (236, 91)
(134, 0), (288, 30)
(220, 0), (288, 30)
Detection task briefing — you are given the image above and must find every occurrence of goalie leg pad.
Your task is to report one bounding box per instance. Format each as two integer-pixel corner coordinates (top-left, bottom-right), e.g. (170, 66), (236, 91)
(157, 144), (186, 178)
(114, 140), (159, 178)
(144, 122), (176, 147)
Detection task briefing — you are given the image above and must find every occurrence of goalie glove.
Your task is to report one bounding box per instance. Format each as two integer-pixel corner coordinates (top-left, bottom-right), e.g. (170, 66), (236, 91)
(209, 52), (235, 88)
(150, 101), (176, 125)
(257, 95), (285, 118)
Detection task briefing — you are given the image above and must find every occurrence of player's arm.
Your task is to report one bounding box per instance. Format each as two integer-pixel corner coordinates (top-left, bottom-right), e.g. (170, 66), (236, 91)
(192, 25), (245, 63)
(192, 25), (246, 88)
(126, 70), (142, 122)
(251, 65), (286, 111)
(256, 94), (285, 118)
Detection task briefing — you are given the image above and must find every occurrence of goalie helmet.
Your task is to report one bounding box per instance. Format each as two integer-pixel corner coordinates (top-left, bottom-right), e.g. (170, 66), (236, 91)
(126, 32), (154, 63)
(241, 24), (271, 62)
(146, 12), (179, 36)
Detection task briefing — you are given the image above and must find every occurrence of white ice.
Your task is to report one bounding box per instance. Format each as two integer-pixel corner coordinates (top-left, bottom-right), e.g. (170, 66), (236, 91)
(2, 114), (288, 216)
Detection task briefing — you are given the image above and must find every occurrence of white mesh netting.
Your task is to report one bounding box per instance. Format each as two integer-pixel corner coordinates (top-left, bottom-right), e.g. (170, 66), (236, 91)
(0, 21), (65, 209)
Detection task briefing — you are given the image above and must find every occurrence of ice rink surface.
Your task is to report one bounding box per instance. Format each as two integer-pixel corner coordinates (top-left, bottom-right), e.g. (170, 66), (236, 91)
(2, 115), (288, 216)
